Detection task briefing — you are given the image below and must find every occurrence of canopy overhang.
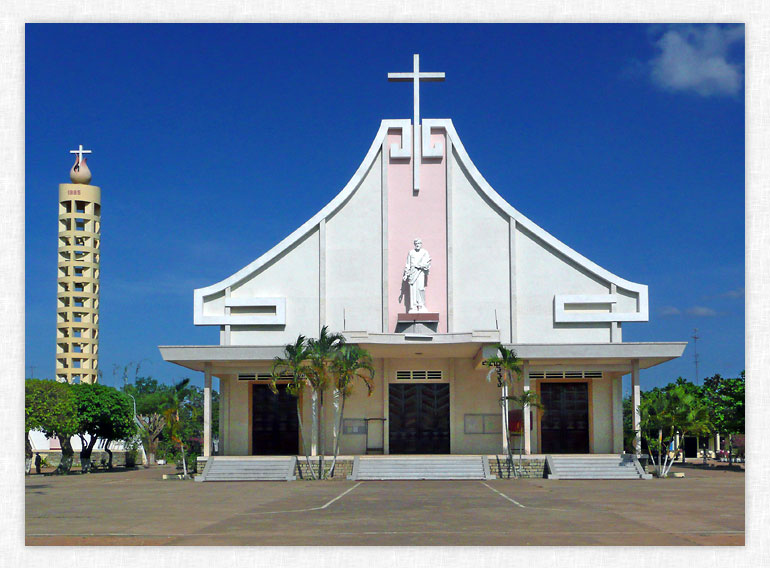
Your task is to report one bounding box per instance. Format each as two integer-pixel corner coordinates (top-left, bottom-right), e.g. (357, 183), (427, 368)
(159, 331), (686, 377)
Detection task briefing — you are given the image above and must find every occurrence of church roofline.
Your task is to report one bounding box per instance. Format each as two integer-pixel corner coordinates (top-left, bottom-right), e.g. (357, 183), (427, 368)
(194, 119), (648, 325)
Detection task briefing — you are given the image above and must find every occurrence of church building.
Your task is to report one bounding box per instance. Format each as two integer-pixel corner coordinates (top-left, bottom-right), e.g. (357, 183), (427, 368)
(160, 55), (686, 464)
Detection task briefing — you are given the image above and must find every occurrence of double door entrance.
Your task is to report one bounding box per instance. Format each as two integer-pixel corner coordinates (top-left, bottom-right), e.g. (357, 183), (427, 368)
(251, 384), (298, 455)
(539, 382), (590, 454)
(389, 383), (450, 454)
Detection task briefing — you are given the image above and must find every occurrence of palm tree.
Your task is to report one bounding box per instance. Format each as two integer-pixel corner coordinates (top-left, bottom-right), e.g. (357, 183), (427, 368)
(669, 385), (712, 465)
(306, 326), (345, 479)
(484, 343), (522, 476)
(328, 344), (375, 477)
(271, 335), (317, 480)
(639, 389), (677, 477)
(506, 389), (545, 476)
(163, 378), (191, 479)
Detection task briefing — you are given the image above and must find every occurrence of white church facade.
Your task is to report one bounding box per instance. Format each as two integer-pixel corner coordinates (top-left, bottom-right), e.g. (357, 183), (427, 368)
(160, 55), (685, 460)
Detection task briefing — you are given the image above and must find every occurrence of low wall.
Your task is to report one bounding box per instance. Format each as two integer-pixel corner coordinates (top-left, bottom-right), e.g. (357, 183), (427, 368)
(28, 450), (133, 469)
(295, 458), (353, 480)
(488, 455), (546, 479)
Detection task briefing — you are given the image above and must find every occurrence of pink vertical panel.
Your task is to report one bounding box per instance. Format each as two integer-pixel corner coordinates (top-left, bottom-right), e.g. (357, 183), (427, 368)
(387, 126), (447, 332)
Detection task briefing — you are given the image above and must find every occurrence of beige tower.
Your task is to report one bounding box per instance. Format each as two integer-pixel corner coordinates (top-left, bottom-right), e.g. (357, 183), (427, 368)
(56, 145), (100, 384)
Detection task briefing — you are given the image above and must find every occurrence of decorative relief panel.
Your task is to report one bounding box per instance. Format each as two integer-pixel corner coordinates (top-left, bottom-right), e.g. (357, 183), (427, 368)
(388, 120), (412, 159)
(421, 119), (445, 158)
(553, 293), (648, 323)
(194, 297), (286, 326)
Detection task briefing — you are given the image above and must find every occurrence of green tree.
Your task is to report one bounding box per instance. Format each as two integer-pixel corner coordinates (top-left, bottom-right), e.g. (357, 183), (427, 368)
(639, 383), (712, 476)
(72, 383), (136, 472)
(639, 388), (677, 477)
(124, 377), (169, 465)
(483, 344), (522, 475)
(163, 379), (192, 478)
(328, 344), (375, 476)
(668, 384), (711, 464)
(25, 379), (78, 474)
(271, 335), (317, 479)
(703, 371), (745, 464)
(306, 326), (345, 478)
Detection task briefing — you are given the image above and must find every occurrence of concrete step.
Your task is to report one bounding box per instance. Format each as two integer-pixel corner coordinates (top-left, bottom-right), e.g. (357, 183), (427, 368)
(195, 456), (297, 482)
(351, 456), (492, 480)
(547, 455), (649, 480)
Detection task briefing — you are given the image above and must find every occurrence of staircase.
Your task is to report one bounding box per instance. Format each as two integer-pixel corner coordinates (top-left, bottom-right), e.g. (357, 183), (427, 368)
(195, 456), (297, 482)
(545, 454), (651, 480)
(349, 456), (493, 480)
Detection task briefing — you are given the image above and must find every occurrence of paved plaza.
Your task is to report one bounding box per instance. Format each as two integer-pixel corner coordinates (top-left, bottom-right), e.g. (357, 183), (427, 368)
(25, 463), (744, 546)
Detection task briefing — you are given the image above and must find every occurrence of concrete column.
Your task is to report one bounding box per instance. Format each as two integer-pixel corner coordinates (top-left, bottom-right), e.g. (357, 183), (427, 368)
(631, 359), (641, 456)
(716, 433), (721, 452)
(611, 374), (623, 453)
(523, 362), (531, 455)
(311, 391), (319, 456)
(203, 363), (212, 458)
(501, 382), (509, 455)
(218, 377), (226, 456)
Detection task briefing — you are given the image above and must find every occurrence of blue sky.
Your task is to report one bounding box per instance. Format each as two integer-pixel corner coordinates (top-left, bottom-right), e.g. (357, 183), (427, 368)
(25, 23), (745, 392)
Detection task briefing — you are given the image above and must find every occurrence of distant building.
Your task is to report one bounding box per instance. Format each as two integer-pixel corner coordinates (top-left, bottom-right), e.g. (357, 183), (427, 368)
(161, 55), (686, 459)
(56, 146), (101, 384)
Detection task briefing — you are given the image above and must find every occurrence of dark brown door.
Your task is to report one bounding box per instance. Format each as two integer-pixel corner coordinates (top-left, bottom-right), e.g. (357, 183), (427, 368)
(251, 384), (298, 455)
(389, 383), (450, 454)
(540, 382), (589, 454)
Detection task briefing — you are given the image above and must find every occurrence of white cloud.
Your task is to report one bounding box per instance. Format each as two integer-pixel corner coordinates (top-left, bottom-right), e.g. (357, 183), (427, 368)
(649, 25), (744, 96)
(687, 306), (718, 317)
(722, 288), (745, 299)
(659, 306), (681, 316)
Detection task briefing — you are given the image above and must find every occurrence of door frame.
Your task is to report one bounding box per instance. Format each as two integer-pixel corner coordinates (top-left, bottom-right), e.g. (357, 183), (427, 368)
(387, 382), (451, 454)
(248, 381), (301, 456)
(535, 379), (594, 454)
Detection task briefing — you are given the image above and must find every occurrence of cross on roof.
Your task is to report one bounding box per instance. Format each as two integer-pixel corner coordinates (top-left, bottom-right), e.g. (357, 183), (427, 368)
(69, 144), (92, 165)
(388, 55), (445, 193)
(388, 54), (445, 130)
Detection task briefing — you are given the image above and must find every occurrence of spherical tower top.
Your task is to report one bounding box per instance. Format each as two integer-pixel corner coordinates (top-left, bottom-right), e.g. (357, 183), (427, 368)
(69, 144), (92, 184)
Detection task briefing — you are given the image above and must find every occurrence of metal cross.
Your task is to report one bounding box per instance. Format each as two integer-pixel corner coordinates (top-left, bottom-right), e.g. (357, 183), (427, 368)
(388, 54), (445, 192)
(69, 144), (92, 165)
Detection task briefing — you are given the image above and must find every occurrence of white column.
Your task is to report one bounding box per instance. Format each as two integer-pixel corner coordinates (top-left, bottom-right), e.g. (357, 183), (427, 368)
(218, 377), (226, 456)
(611, 374), (623, 453)
(203, 363), (212, 458)
(716, 433), (721, 452)
(523, 362), (531, 455)
(501, 382), (509, 455)
(311, 391), (319, 456)
(631, 359), (641, 456)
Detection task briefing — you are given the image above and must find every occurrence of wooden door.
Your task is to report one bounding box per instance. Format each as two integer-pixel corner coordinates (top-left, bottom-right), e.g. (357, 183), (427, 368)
(388, 383), (450, 454)
(251, 383), (299, 455)
(540, 382), (589, 454)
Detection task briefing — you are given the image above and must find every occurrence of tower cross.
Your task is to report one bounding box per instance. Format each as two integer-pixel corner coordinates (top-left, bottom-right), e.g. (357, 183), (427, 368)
(389, 54), (445, 192)
(69, 144), (92, 165)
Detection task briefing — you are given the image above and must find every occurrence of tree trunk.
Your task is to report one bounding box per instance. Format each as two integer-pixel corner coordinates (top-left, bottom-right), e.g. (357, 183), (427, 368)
(658, 428), (663, 477)
(180, 442), (188, 478)
(296, 398), (316, 480)
(79, 435), (98, 473)
(681, 435), (687, 464)
(318, 390), (325, 479)
(56, 436), (74, 474)
(329, 393), (346, 478)
(105, 439), (114, 469)
(728, 434), (733, 466)
(25, 433), (33, 474)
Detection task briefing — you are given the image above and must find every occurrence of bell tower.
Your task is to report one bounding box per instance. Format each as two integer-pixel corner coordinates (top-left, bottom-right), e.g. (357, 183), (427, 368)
(55, 145), (101, 384)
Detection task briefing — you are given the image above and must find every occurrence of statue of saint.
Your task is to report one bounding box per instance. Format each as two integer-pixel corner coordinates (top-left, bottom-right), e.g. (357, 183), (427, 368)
(403, 238), (431, 313)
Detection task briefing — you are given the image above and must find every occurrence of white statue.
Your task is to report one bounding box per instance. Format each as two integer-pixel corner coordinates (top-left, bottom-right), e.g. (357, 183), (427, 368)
(403, 238), (431, 313)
